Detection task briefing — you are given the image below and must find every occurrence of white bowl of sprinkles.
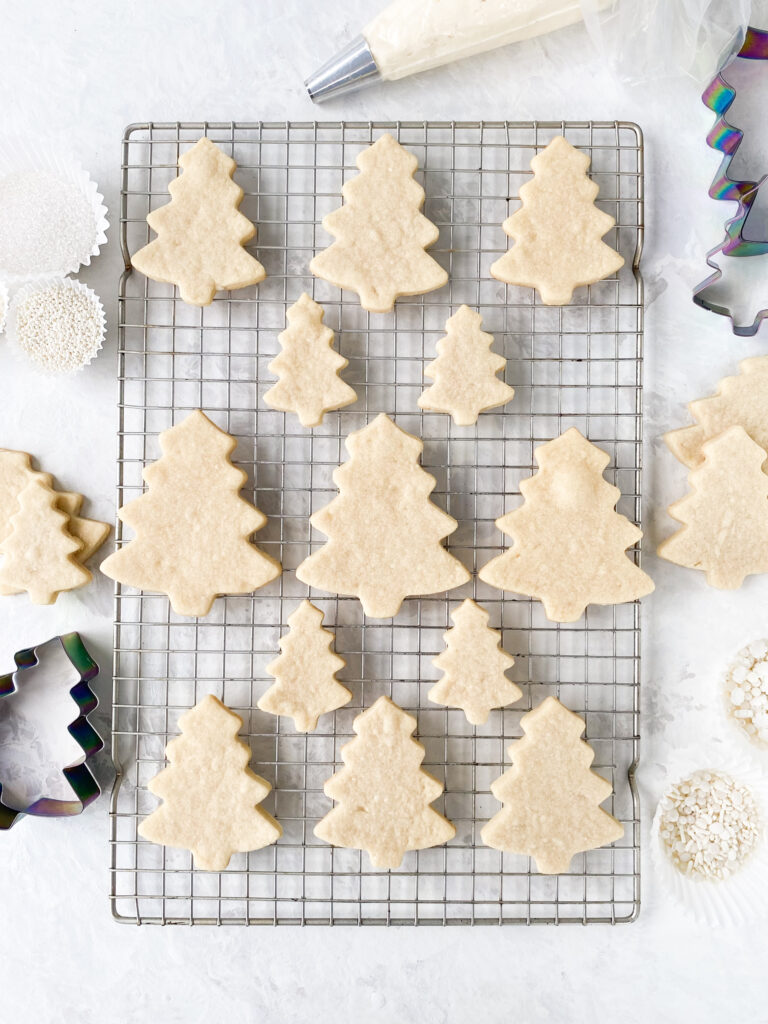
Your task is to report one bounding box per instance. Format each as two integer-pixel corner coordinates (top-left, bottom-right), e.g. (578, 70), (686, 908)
(6, 277), (106, 374)
(723, 637), (768, 751)
(0, 140), (108, 284)
(651, 747), (768, 926)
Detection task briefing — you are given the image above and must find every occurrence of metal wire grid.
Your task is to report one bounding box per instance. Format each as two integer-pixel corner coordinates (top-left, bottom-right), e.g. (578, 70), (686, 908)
(110, 120), (644, 926)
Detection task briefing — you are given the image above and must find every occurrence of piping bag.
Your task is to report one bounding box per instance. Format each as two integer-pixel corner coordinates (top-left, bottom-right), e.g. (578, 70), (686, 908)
(306, 0), (610, 101)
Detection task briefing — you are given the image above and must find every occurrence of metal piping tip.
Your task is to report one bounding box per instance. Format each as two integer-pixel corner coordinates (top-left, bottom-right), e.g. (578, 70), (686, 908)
(305, 34), (381, 102)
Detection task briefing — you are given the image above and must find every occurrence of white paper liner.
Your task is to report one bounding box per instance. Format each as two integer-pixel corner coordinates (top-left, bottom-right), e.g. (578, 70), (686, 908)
(0, 279), (8, 334)
(0, 137), (109, 283)
(6, 276), (106, 374)
(719, 636), (768, 756)
(651, 746), (768, 926)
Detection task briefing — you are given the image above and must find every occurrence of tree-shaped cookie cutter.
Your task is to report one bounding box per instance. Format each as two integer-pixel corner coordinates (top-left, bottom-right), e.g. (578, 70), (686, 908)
(0, 632), (102, 829)
(694, 26), (768, 334)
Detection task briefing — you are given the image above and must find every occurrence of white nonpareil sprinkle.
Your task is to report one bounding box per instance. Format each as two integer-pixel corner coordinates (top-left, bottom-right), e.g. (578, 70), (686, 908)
(658, 770), (760, 881)
(725, 639), (768, 746)
(14, 282), (104, 373)
(0, 171), (99, 277)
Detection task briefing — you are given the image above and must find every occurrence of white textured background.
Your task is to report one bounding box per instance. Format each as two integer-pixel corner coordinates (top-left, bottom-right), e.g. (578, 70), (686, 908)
(1, 2), (766, 1021)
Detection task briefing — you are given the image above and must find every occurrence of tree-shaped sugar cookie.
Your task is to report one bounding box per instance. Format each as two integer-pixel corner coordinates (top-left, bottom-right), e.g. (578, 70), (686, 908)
(418, 305), (514, 426)
(490, 136), (624, 305)
(296, 413), (470, 617)
(100, 410), (281, 617)
(139, 695), (281, 870)
(658, 426), (768, 588)
(131, 137), (266, 306)
(257, 600), (351, 732)
(428, 599), (521, 725)
(479, 428), (654, 622)
(263, 293), (357, 427)
(314, 695), (455, 868)
(665, 356), (768, 469)
(0, 477), (90, 604)
(309, 133), (448, 313)
(481, 696), (624, 873)
(0, 449), (109, 595)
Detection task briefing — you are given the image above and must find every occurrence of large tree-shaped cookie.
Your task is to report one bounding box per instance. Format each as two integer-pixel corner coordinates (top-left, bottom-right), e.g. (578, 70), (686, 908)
(139, 695), (281, 870)
(296, 413), (470, 617)
(481, 696), (624, 873)
(258, 600), (351, 732)
(479, 428), (654, 622)
(418, 305), (514, 426)
(0, 477), (90, 604)
(263, 293), (356, 427)
(490, 136), (624, 305)
(314, 695), (455, 869)
(100, 410), (281, 616)
(131, 137), (266, 306)
(658, 426), (768, 588)
(665, 355), (768, 468)
(310, 133), (448, 313)
(428, 599), (521, 725)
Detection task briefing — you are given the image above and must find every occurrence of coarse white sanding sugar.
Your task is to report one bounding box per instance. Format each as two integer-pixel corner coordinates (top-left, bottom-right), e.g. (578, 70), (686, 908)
(725, 639), (768, 746)
(0, 283), (7, 333)
(0, 171), (99, 277)
(12, 281), (104, 373)
(658, 770), (759, 881)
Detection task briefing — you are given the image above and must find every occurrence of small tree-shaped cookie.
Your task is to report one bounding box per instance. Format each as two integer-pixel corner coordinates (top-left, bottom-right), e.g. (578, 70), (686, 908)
(100, 410), (281, 617)
(296, 413), (470, 617)
(479, 428), (654, 622)
(314, 695), (455, 869)
(0, 477), (90, 604)
(418, 305), (514, 426)
(658, 426), (768, 588)
(139, 695), (281, 870)
(665, 355), (768, 468)
(428, 599), (522, 725)
(490, 136), (624, 305)
(257, 600), (351, 732)
(131, 137), (266, 306)
(310, 133), (448, 313)
(481, 696), (624, 873)
(263, 293), (357, 427)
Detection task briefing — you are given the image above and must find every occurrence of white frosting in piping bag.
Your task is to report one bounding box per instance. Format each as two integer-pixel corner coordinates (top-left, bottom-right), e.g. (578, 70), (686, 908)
(364, 0), (601, 80)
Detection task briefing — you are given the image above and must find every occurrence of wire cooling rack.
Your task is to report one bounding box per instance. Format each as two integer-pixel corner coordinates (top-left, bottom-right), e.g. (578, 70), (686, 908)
(110, 120), (644, 925)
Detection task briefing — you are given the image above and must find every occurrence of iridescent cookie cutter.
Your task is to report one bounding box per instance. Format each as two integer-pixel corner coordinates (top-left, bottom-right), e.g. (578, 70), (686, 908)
(0, 632), (102, 829)
(694, 26), (768, 335)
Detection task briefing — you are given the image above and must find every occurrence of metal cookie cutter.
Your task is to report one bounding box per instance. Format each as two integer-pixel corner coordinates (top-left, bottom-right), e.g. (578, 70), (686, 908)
(694, 26), (768, 335)
(0, 632), (102, 829)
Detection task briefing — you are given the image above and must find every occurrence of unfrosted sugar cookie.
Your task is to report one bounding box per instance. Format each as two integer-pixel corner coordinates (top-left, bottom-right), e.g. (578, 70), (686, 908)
(263, 293), (356, 427)
(131, 137), (266, 306)
(0, 476), (90, 604)
(314, 695), (455, 869)
(139, 695), (281, 871)
(296, 413), (469, 617)
(100, 410), (281, 616)
(0, 449), (109, 576)
(490, 136), (624, 305)
(418, 305), (514, 426)
(658, 426), (768, 589)
(665, 356), (768, 469)
(481, 696), (624, 874)
(428, 599), (521, 725)
(310, 133), (447, 313)
(258, 600), (351, 732)
(479, 427), (654, 622)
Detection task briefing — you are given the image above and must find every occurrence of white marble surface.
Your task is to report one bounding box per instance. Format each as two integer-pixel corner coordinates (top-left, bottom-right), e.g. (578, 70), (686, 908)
(1, 1), (767, 1020)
